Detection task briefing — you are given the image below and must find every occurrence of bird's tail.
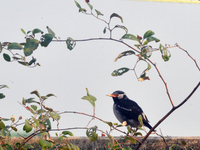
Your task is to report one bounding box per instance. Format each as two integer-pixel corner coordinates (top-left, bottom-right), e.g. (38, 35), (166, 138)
(144, 122), (156, 132)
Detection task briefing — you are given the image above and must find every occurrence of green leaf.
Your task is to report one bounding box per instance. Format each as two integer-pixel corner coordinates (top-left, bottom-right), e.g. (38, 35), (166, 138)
(147, 36), (160, 43)
(31, 105), (37, 111)
(4, 145), (12, 150)
(110, 13), (123, 23)
(104, 121), (113, 127)
(138, 115), (143, 125)
(49, 112), (60, 121)
(0, 121), (5, 129)
(95, 9), (103, 16)
(124, 136), (136, 144)
(28, 57), (36, 65)
(11, 126), (18, 132)
(17, 61), (29, 66)
(41, 96), (48, 100)
(1, 118), (10, 121)
(122, 146), (132, 150)
(134, 132), (143, 136)
(66, 37), (76, 50)
(103, 27), (106, 34)
(140, 46), (152, 59)
(162, 54), (171, 61)
(40, 33), (54, 47)
(74, 0), (81, 9)
(79, 8), (86, 13)
(111, 67), (129, 76)
(8, 43), (23, 50)
(114, 50), (135, 62)
(15, 142), (21, 149)
(62, 131), (74, 136)
(143, 40), (148, 45)
(46, 93), (56, 98)
(21, 28), (26, 35)
(3, 53), (11, 62)
(24, 39), (39, 56)
(30, 90), (41, 98)
(24, 98), (40, 105)
(82, 88), (97, 107)
(46, 26), (55, 37)
(182, 140), (187, 146)
(23, 145), (34, 149)
(39, 138), (53, 148)
(27, 31), (31, 34)
(160, 44), (171, 62)
(121, 34), (140, 42)
(0, 126), (11, 137)
(143, 30), (155, 39)
(32, 28), (43, 36)
(58, 135), (66, 142)
(87, 3), (93, 10)
(39, 115), (51, 130)
(37, 109), (46, 114)
(0, 93), (5, 99)
(0, 85), (9, 89)
(23, 120), (33, 133)
(114, 25), (128, 33)
(138, 69), (150, 82)
(147, 62), (151, 70)
(86, 126), (98, 141)
(169, 144), (178, 150)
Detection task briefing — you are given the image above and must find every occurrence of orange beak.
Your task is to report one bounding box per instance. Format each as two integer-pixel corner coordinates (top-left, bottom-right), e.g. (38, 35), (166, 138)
(106, 94), (116, 97)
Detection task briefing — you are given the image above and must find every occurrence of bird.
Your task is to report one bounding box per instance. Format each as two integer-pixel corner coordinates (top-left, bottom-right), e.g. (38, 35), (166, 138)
(107, 90), (154, 131)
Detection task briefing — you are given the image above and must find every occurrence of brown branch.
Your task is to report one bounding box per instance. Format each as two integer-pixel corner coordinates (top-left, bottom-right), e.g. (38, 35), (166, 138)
(166, 43), (200, 71)
(59, 110), (141, 143)
(86, 106), (95, 127)
(136, 81), (200, 150)
(147, 59), (175, 107)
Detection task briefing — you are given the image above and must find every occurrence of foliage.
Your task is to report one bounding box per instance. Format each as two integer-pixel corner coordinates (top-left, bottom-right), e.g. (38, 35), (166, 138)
(0, 0), (199, 150)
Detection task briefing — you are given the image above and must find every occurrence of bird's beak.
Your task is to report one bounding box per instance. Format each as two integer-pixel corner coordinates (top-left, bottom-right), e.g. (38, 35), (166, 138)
(106, 94), (116, 97)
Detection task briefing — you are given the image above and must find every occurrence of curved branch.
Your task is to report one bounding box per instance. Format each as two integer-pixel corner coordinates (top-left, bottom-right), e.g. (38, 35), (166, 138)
(147, 59), (174, 107)
(166, 43), (200, 71)
(59, 110), (141, 143)
(136, 81), (200, 150)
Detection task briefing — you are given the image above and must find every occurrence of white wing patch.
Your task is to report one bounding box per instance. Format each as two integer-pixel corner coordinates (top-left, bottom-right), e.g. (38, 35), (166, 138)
(142, 112), (147, 121)
(117, 104), (132, 111)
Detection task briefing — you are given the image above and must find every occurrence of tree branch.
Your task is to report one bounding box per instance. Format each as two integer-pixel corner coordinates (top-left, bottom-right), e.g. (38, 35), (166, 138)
(136, 81), (200, 150)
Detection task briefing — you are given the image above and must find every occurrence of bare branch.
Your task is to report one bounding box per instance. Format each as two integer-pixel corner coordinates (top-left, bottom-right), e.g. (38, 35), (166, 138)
(136, 81), (200, 150)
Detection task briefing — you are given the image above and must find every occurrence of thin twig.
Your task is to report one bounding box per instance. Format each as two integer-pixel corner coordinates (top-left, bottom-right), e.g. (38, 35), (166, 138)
(86, 106), (95, 127)
(175, 43), (200, 71)
(156, 129), (169, 148)
(59, 110), (141, 143)
(147, 60), (175, 107)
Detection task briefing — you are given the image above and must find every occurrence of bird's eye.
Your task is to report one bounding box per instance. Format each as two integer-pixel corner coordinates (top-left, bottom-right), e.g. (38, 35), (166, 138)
(115, 94), (119, 97)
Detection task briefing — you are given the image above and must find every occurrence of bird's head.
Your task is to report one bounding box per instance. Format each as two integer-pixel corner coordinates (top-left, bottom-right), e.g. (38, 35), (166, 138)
(107, 90), (127, 102)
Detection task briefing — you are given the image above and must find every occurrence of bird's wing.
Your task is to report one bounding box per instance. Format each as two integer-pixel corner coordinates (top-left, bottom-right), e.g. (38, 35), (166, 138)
(116, 99), (149, 122)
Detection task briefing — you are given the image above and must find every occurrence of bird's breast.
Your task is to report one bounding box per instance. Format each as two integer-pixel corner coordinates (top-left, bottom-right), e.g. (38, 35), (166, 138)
(113, 104), (125, 123)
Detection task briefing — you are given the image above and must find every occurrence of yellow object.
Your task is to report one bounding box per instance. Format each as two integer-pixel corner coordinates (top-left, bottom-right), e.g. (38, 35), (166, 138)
(129, 0), (200, 4)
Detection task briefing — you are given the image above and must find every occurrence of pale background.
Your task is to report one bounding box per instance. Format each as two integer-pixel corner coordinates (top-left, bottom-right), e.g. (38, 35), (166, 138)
(0, 0), (200, 137)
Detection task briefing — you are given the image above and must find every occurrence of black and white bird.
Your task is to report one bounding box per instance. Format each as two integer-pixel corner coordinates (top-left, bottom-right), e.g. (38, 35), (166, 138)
(107, 90), (154, 131)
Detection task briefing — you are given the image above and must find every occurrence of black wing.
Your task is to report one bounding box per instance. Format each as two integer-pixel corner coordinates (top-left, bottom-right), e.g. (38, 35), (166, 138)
(116, 99), (149, 122)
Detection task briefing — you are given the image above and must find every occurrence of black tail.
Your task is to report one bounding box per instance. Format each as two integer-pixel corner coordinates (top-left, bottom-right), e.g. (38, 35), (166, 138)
(144, 122), (156, 132)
